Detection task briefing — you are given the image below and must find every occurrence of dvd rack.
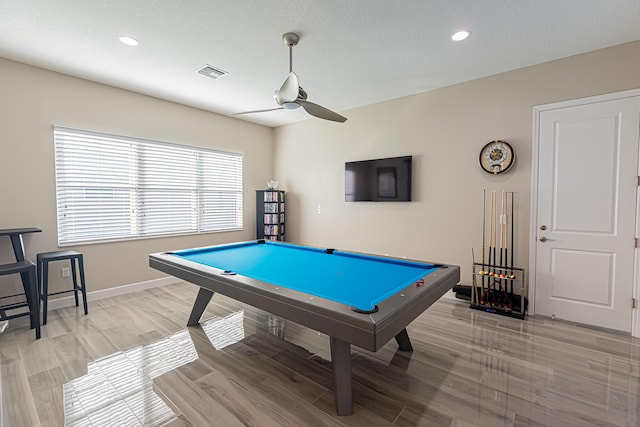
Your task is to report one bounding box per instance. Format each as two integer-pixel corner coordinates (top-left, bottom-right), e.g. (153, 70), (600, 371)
(256, 190), (285, 241)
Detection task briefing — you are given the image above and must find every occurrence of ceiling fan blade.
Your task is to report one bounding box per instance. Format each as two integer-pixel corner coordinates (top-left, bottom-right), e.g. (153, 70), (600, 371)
(275, 72), (300, 105)
(231, 107), (284, 115)
(298, 100), (347, 123)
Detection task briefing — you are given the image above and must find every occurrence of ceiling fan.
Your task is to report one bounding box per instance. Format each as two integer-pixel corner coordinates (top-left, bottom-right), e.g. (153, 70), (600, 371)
(233, 32), (347, 123)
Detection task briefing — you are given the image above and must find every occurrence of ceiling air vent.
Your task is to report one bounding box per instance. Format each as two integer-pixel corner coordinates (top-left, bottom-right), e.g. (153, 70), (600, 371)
(197, 64), (228, 79)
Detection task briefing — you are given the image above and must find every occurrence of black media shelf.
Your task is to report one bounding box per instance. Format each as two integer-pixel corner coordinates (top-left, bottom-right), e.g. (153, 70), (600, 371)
(256, 190), (285, 241)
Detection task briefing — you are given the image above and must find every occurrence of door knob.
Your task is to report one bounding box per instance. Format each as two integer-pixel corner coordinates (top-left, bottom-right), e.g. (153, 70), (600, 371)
(540, 225), (547, 230)
(539, 236), (548, 242)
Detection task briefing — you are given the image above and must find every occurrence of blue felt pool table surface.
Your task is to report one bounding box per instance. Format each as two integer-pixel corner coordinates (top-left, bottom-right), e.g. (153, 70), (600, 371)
(170, 240), (440, 312)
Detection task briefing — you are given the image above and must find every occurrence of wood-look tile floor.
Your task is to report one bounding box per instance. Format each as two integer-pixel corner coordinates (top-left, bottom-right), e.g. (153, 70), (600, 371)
(1, 282), (639, 426)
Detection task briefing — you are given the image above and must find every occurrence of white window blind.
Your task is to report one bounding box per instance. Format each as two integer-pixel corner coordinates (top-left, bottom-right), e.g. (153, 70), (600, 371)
(53, 127), (243, 245)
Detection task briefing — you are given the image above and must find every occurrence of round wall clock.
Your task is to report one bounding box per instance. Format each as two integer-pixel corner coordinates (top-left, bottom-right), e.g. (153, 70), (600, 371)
(479, 140), (515, 174)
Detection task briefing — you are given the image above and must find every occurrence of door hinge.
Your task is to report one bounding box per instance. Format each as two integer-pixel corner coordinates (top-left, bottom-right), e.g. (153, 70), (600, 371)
(633, 298), (638, 309)
(635, 237), (639, 248)
(637, 176), (640, 186)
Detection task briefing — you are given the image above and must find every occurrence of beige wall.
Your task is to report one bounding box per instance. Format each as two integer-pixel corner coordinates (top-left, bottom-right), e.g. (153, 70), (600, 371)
(273, 41), (640, 286)
(0, 58), (273, 298)
(2, 40), (640, 301)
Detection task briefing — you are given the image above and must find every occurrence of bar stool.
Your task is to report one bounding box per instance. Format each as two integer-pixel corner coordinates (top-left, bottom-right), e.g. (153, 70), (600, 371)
(0, 261), (41, 339)
(37, 250), (88, 325)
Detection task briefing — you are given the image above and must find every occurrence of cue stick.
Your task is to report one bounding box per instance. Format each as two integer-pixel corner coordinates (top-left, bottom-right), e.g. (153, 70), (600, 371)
(495, 190), (500, 304)
(502, 190), (508, 304)
(472, 247), (478, 304)
(498, 190), (504, 304)
(485, 190), (493, 304)
(500, 190), (507, 304)
(494, 189), (498, 304)
(480, 188), (486, 304)
(487, 190), (497, 301)
(510, 191), (515, 305)
(502, 191), (511, 304)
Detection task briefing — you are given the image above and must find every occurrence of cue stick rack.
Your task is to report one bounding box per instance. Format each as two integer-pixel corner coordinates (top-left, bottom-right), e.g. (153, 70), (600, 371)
(470, 189), (527, 319)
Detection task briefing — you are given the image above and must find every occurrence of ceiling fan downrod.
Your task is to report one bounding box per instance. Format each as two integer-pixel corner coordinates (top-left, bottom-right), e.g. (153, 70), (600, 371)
(282, 32), (299, 73)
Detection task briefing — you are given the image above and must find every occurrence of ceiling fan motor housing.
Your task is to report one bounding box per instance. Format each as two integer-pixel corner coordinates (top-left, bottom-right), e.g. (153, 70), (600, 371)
(235, 31), (347, 122)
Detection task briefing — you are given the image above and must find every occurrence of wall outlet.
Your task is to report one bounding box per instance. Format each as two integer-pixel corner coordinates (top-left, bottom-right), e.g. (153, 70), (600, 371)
(61, 267), (70, 278)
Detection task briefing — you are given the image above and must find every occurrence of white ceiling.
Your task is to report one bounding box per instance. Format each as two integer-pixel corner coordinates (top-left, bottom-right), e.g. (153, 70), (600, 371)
(1, 1), (639, 128)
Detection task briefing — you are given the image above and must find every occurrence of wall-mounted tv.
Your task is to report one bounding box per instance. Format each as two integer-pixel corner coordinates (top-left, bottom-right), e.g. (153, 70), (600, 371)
(345, 155), (412, 202)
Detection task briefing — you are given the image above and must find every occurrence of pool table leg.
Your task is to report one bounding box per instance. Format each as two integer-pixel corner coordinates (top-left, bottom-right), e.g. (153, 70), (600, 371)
(330, 336), (353, 416)
(394, 328), (413, 352)
(187, 287), (214, 326)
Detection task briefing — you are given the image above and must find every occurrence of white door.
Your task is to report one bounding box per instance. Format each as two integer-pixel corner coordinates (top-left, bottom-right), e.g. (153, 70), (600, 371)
(534, 95), (640, 332)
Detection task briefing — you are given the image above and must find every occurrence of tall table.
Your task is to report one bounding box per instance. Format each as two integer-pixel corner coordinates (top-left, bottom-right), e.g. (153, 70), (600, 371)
(0, 227), (42, 332)
(0, 227), (42, 261)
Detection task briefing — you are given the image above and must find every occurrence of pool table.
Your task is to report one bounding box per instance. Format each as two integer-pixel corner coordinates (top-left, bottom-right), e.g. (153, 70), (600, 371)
(149, 240), (459, 416)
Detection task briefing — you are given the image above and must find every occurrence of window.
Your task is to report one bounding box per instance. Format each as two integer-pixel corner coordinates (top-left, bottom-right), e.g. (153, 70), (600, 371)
(53, 127), (243, 245)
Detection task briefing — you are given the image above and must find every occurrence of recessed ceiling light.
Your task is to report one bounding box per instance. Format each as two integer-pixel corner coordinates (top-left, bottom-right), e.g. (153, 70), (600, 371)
(119, 36), (139, 46)
(451, 30), (471, 41)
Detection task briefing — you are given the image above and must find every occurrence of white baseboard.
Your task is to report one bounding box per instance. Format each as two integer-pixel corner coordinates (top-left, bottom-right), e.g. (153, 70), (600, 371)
(46, 276), (181, 311)
(46, 278), (473, 321)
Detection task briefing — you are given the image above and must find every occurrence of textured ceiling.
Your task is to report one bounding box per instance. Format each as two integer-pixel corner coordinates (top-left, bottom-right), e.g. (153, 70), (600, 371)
(1, 1), (639, 127)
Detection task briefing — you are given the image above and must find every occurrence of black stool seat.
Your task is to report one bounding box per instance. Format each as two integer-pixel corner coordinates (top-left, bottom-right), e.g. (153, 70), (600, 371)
(37, 250), (88, 325)
(37, 250), (83, 263)
(0, 261), (41, 339)
(0, 260), (34, 274)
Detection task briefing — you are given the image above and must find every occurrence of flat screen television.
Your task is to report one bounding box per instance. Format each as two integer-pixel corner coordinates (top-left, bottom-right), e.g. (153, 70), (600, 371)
(345, 155), (412, 202)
